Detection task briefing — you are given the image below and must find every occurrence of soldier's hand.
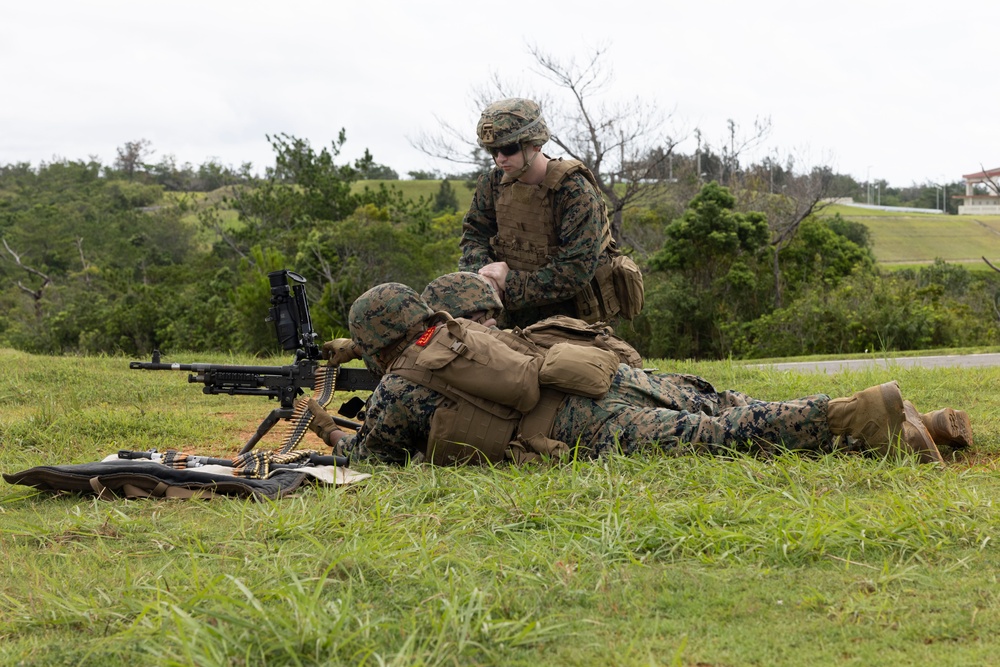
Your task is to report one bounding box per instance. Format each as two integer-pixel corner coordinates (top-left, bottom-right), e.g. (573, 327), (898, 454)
(306, 397), (337, 444)
(478, 262), (509, 297)
(321, 338), (362, 365)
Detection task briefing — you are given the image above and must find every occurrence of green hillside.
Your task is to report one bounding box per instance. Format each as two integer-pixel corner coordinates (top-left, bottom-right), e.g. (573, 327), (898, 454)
(211, 181), (1000, 269)
(354, 179), (475, 213)
(353, 184), (1000, 268)
(818, 205), (1000, 269)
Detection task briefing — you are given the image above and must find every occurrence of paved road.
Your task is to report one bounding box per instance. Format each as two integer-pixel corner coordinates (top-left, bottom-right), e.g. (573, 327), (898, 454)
(749, 353), (1000, 374)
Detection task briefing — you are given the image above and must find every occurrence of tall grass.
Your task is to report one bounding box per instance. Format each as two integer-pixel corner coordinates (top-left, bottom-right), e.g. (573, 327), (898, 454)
(1, 349), (998, 665)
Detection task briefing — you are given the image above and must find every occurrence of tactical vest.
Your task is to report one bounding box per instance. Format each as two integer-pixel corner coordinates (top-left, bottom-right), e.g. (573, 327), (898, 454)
(387, 317), (616, 466)
(491, 159), (620, 323)
(388, 318), (564, 465)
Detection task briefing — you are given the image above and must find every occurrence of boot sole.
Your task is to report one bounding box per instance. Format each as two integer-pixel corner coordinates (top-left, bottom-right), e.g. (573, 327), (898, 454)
(931, 409), (973, 449)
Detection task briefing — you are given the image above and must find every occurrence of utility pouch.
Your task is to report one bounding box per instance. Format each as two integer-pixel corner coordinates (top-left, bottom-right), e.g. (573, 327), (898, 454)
(573, 282), (602, 324)
(594, 261), (621, 319)
(520, 315), (643, 368)
(538, 342), (618, 399)
(611, 255), (645, 320)
(426, 398), (517, 465)
(407, 319), (541, 413)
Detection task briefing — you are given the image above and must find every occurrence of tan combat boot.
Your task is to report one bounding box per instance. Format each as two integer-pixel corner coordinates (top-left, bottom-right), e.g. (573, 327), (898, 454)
(920, 408), (973, 449)
(901, 401), (945, 465)
(827, 381), (944, 465)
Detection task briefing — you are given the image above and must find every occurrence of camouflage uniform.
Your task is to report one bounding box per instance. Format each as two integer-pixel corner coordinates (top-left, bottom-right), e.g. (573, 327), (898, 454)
(341, 281), (835, 464)
(460, 165), (612, 329)
(319, 283), (951, 466)
(338, 365), (834, 463)
(420, 271), (502, 323)
(459, 98), (615, 329)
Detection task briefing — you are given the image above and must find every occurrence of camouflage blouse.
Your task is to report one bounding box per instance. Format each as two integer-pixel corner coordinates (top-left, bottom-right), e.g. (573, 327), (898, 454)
(338, 367), (834, 464)
(458, 162), (607, 329)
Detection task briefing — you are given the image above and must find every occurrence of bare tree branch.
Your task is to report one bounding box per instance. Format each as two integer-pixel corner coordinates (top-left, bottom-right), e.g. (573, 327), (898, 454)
(982, 255), (1000, 273)
(978, 163), (1000, 197)
(2, 237), (53, 318)
(75, 237), (92, 285)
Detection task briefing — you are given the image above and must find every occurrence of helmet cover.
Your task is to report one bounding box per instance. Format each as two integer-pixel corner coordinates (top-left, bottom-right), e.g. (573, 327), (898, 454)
(476, 98), (550, 148)
(421, 272), (503, 321)
(349, 283), (435, 374)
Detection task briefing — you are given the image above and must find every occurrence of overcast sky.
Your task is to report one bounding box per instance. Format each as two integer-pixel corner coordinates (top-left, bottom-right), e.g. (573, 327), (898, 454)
(2, 1), (996, 187)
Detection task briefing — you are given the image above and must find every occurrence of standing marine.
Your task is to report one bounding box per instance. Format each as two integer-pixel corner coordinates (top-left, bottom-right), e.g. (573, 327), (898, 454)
(458, 98), (644, 329)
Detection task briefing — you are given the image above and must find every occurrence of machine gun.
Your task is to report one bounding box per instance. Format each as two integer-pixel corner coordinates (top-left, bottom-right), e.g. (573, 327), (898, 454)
(130, 270), (379, 455)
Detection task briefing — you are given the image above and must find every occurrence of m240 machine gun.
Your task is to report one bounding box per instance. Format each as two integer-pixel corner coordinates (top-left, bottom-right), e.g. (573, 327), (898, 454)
(130, 270), (378, 455)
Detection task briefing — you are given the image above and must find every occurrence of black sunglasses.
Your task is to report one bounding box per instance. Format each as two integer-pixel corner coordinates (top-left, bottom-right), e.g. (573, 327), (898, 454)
(489, 144), (522, 158)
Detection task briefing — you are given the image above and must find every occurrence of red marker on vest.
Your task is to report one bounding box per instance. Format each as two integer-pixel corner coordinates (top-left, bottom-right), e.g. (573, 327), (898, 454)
(415, 325), (437, 347)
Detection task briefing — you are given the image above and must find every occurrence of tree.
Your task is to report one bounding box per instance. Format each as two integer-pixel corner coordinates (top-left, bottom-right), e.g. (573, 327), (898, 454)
(407, 169), (441, 180)
(1, 238), (52, 321)
(433, 179), (459, 213)
(201, 132), (449, 333)
(356, 149), (399, 180)
(113, 139), (153, 181)
(645, 182), (771, 358)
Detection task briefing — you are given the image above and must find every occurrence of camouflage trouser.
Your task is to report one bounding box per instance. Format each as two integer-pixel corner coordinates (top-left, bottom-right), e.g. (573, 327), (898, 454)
(551, 367), (834, 458)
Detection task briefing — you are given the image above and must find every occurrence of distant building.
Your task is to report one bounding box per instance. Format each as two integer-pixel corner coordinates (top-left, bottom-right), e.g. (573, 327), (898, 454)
(957, 167), (1000, 215)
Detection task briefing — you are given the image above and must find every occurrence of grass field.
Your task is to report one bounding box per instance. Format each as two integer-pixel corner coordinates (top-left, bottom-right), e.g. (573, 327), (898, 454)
(355, 178), (476, 213)
(3, 349), (1000, 665)
(820, 204), (1000, 269)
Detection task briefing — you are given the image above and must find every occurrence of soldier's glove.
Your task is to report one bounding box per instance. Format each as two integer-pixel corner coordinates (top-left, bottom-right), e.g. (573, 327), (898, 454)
(321, 338), (362, 366)
(306, 398), (338, 446)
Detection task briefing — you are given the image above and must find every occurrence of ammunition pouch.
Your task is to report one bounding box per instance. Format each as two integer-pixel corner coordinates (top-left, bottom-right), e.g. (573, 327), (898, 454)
(426, 398), (520, 465)
(611, 255), (645, 320)
(517, 315), (643, 368)
(573, 259), (621, 324)
(538, 343), (619, 399)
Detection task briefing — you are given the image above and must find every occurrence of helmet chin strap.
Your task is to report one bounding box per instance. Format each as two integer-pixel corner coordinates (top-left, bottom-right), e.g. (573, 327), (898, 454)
(511, 144), (537, 180)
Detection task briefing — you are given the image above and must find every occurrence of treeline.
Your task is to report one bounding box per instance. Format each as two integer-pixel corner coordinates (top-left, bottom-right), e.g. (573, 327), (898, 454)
(630, 185), (1000, 358)
(1, 135), (998, 360)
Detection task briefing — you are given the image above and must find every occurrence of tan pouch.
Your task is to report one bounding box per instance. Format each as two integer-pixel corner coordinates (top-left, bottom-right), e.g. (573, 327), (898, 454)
(427, 399), (517, 466)
(538, 342), (618, 399)
(611, 255), (645, 320)
(594, 261), (620, 318)
(573, 282), (602, 323)
(520, 315), (643, 368)
(415, 319), (541, 413)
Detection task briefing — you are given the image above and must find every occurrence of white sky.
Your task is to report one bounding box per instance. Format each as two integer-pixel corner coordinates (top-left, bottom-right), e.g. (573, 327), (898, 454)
(2, 1), (996, 187)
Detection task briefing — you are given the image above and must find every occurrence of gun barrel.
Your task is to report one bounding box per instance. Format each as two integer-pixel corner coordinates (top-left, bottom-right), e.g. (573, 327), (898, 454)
(130, 360), (297, 375)
(131, 357), (379, 393)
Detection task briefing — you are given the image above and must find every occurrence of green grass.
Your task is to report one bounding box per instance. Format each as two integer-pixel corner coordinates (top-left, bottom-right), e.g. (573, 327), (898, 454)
(3, 349), (1000, 665)
(820, 204), (1000, 267)
(354, 179), (476, 214)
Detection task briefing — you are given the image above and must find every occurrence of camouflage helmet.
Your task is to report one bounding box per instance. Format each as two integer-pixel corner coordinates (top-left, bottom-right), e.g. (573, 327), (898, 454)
(349, 283), (436, 374)
(421, 272), (503, 321)
(476, 98), (550, 149)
